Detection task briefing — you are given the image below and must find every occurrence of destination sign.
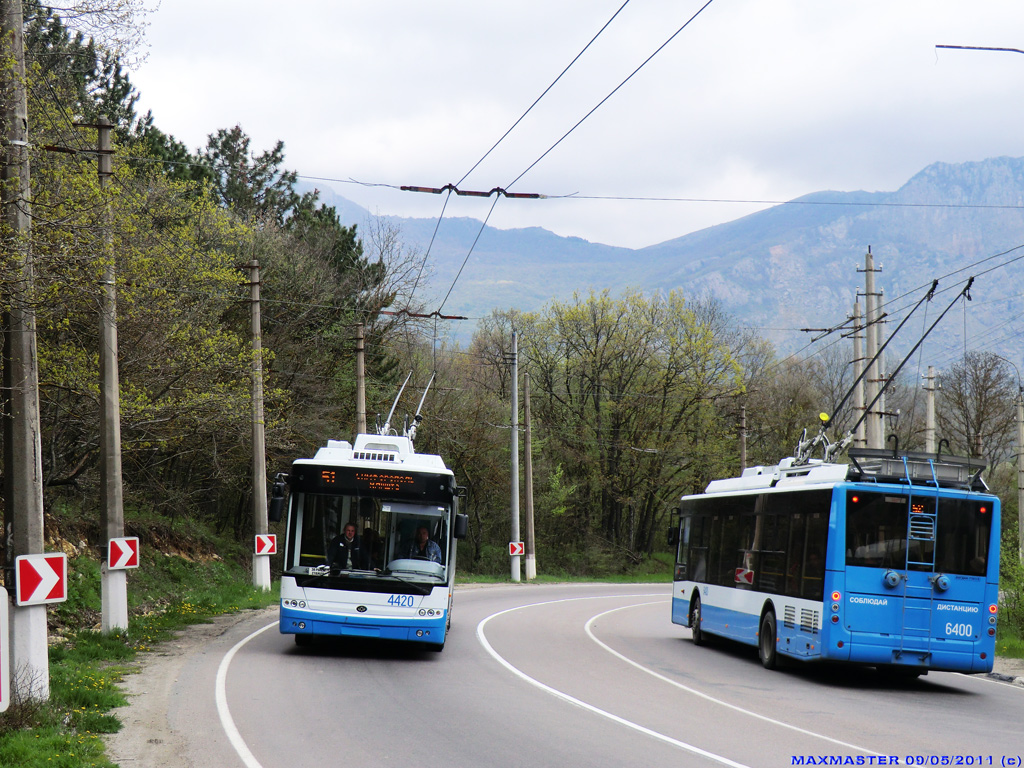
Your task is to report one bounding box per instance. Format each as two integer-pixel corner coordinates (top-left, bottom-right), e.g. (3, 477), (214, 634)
(293, 465), (453, 501)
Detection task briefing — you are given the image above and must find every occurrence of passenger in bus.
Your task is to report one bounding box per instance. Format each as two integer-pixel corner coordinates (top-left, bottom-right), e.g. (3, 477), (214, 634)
(327, 523), (369, 571)
(406, 525), (443, 563)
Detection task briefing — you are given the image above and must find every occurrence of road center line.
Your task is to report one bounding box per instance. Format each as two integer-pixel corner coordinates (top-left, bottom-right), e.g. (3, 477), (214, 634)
(476, 594), (750, 768)
(215, 620), (279, 768)
(584, 601), (879, 755)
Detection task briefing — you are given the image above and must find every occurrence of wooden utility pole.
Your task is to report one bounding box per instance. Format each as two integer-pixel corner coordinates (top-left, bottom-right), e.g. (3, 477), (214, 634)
(250, 259), (270, 590)
(2, 0), (50, 699)
(95, 116), (128, 632)
(523, 372), (536, 580)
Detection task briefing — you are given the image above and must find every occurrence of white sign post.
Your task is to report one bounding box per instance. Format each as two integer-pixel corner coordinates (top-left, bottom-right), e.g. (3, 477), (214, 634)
(0, 587), (9, 713)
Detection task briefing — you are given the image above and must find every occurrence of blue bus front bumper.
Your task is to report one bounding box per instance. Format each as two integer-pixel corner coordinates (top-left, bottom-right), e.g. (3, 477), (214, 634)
(279, 603), (447, 645)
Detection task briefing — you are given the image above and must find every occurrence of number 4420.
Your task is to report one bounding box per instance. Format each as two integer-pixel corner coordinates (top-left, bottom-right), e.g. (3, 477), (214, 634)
(388, 594), (415, 608)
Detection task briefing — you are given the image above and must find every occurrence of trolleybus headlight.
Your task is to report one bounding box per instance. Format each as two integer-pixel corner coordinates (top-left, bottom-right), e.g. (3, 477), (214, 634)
(419, 609), (426, 616)
(299, 601), (306, 608)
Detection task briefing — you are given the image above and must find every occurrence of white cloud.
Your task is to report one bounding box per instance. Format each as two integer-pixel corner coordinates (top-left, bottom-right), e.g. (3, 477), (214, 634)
(130, 0), (1024, 248)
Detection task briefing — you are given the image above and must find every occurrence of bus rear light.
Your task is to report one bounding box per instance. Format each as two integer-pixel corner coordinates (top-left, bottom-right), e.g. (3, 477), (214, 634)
(831, 591), (841, 602)
(837, 641), (844, 648)
(830, 614), (839, 624)
(989, 604), (998, 614)
(831, 603), (840, 612)
(988, 628), (996, 636)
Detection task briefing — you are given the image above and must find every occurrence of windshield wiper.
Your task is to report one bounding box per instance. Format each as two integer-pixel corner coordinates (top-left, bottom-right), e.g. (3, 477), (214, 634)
(374, 568), (433, 595)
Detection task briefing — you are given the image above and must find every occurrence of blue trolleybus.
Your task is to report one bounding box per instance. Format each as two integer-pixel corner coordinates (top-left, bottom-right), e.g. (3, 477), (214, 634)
(273, 433), (467, 651)
(671, 448), (1000, 674)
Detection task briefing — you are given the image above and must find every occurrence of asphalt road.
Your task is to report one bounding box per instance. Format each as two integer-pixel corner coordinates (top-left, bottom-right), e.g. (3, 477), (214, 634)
(110, 583), (1024, 768)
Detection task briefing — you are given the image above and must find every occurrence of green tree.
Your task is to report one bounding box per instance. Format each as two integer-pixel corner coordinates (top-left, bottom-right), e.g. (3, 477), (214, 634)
(516, 290), (743, 566)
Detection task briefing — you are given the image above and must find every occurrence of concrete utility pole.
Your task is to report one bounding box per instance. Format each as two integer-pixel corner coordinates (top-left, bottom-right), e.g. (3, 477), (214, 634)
(1018, 390), (1024, 564)
(95, 117), (128, 632)
(249, 260), (270, 590)
(509, 332), (521, 583)
(852, 300), (866, 449)
(2, 0), (50, 699)
(738, 405), (747, 472)
(524, 372), (536, 580)
(861, 249), (883, 449)
(355, 323), (366, 435)
(924, 366), (937, 454)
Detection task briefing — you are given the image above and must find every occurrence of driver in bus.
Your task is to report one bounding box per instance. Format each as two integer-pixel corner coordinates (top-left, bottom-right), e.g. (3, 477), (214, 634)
(327, 523), (369, 571)
(406, 525), (443, 563)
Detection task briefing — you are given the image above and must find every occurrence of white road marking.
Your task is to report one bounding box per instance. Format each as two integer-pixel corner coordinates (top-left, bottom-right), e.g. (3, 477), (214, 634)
(215, 621), (278, 768)
(584, 601), (879, 755)
(476, 594), (751, 768)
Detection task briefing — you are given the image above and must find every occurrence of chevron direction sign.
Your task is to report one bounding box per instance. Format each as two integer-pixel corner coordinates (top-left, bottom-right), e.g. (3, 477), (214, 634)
(15, 553), (68, 606)
(108, 537), (140, 570)
(254, 534), (277, 555)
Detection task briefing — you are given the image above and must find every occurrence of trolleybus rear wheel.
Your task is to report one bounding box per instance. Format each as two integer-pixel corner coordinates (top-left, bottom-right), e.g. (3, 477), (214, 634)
(759, 611), (778, 670)
(691, 594), (706, 646)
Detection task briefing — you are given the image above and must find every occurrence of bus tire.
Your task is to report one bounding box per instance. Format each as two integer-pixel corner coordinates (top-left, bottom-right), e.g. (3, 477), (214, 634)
(691, 594), (706, 646)
(759, 611), (779, 670)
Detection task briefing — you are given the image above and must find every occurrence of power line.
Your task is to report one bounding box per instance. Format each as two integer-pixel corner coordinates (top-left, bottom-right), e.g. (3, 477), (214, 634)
(456, 0), (633, 187)
(506, 0), (718, 190)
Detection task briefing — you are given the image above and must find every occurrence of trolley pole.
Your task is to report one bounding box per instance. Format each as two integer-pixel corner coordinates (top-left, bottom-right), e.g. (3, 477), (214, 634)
(510, 332), (521, 583)
(96, 116), (128, 632)
(2, 0), (49, 699)
(250, 259), (270, 590)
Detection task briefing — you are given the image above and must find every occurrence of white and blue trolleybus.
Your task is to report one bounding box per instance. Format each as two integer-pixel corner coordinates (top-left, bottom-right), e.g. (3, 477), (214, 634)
(671, 447), (1000, 674)
(272, 432), (467, 651)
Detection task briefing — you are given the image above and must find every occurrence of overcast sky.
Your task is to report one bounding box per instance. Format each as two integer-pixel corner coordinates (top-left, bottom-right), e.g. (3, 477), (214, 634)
(130, 1), (1024, 250)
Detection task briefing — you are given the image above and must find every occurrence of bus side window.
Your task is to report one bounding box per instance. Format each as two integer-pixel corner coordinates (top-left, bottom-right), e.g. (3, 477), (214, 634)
(676, 518), (691, 578)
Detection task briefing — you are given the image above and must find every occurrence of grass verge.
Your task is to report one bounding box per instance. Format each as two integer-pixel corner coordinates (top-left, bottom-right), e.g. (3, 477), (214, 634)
(0, 548), (279, 768)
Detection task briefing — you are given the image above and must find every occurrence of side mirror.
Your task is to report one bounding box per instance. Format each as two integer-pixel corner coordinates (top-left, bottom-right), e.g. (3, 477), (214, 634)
(453, 513), (469, 540)
(268, 477), (288, 523)
(667, 506), (681, 546)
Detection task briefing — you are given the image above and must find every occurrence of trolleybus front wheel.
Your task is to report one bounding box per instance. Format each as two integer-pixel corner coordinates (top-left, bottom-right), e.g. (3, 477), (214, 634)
(690, 594), (706, 646)
(759, 611), (779, 670)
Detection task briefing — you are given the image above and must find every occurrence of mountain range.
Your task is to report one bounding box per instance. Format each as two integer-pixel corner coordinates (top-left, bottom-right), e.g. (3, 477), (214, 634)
(310, 156), (1024, 360)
